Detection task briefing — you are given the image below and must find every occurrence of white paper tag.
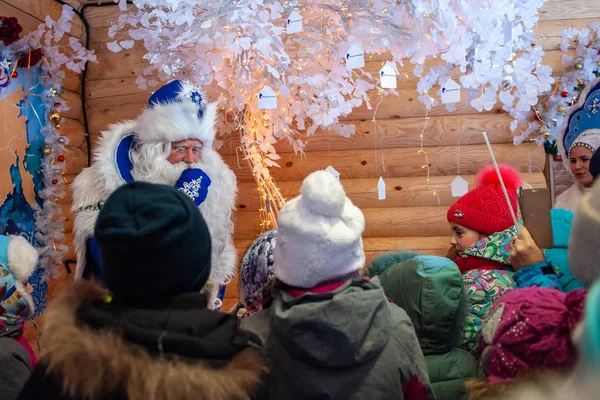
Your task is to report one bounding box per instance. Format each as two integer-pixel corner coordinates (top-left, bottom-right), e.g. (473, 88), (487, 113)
(503, 17), (512, 45)
(378, 176), (386, 200)
(345, 45), (365, 70)
(441, 79), (461, 104)
(258, 86), (277, 110)
(379, 62), (397, 89)
(325, 165), (340, 179)
(287, 11), (302, 34)
(451, 176), (469, 197)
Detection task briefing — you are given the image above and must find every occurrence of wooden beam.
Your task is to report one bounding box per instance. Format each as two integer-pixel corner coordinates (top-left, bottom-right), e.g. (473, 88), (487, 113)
(87, 102), (145, 136)
(220, 113), (517, 154)
(60, 90), (83, 121)
(235, 172), (547, 211)
(86, 77), (152, 100)
(62, 203), (74, 232)
(234, 206), (481, 240)
(62, 68), (83, 95)
(63, 146), (88, 175)
(539, 0), (600, 21)
(224, 142), (545, 182)
(58, 118), (86, 148)
(82, 2), (137, 28)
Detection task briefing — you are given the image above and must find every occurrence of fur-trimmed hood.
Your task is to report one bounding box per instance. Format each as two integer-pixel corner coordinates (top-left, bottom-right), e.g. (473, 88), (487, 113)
(39, 281), (266, 400)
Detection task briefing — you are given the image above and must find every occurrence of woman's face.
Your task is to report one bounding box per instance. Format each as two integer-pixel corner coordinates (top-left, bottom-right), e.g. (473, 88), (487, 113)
(570, 146), (594, 187)
(450, 223), (484, 257)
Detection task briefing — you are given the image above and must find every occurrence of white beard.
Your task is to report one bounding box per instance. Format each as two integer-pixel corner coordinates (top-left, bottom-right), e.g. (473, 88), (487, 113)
(131, 155), (188, 186)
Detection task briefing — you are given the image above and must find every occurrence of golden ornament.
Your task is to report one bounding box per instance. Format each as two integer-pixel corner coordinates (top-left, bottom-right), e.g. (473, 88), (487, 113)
(577, 79), (584, 85)
(43, 145), (52, 155)
(597, 60), (600, 67)
(54, 123), (61, 130)
(574, 63), (583, 70)
(557, 105), (566, 113)
(543, 131), (550, 138)
(49, 111), (62, 123)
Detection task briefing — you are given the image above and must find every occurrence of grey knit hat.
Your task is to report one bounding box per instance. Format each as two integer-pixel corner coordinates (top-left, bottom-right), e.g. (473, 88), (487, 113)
(239, 230), (277, 304)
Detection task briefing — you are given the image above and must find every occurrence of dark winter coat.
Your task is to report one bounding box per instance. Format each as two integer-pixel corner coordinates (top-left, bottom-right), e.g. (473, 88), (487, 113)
(241, 278), (435, 400)
(0, 336), (32, 400)
(17, 281), (266, 400)
(373, 255), (483, 400)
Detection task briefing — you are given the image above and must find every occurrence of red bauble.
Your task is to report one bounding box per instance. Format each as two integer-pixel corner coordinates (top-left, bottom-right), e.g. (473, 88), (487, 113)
(553, 154), (562, 162)
(54, 102), (61, 108)
(51, 179), (58, 185)
(561, 91), (568, 98)
(534, 114), (541, 121)
(10, 71), (18, 78)
(57, 155), (65, 162)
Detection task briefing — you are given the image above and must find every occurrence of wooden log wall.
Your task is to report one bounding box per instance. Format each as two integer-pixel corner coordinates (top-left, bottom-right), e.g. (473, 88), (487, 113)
(72, 0), (600, 309)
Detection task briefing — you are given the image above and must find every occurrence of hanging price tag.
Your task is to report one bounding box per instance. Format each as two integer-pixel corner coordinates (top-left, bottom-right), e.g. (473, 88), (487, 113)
(345, 45), (365, 70)
(379, 62), (397, 89)
(325, 165), (340, 179)
(441, 79), (461, 104)
(378, 176), (386, 200)
(258, 86), (277, 110)
(287, 11), (302, 34)
(451, 176), (469, 197)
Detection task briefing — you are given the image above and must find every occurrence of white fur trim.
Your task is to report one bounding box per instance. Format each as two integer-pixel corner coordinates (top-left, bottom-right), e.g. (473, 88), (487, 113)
(136, 101), (218, 149)
(71, 121), (138, 279)
(274, 170), (365, 288)
(7, 236), (38, 282)
(7, 236), (38, 315)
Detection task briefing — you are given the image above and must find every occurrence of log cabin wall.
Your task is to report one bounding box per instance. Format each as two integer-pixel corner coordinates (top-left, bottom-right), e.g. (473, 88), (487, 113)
(71, 0), (600, 308)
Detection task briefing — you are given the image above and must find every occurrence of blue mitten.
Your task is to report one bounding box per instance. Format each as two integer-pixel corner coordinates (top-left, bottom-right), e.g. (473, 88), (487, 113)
(175, 168), (212, 206)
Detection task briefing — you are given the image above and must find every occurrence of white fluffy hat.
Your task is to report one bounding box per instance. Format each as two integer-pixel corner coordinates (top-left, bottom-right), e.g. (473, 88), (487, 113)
(274, 170), (365, 288)
(135, 80), (218, 149)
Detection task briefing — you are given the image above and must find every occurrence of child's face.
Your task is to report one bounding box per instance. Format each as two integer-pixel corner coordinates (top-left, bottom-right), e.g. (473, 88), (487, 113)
(449, 223), (484, 257)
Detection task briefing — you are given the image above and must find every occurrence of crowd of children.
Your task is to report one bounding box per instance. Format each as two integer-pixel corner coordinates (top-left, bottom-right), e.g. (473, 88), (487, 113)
(0, 156), (598, 399)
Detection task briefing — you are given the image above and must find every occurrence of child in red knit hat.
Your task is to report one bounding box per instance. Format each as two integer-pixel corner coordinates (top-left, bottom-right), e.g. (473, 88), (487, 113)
(447, 164), (522, 351)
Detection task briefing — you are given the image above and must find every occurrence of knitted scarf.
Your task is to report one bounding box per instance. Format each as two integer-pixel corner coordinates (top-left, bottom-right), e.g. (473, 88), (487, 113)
(454, 225), (519, 274)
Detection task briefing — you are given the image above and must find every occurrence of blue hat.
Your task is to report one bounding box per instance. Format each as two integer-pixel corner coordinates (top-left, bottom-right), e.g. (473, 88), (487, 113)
(559, 78), (600, 170)
(136, 80), (218, 149)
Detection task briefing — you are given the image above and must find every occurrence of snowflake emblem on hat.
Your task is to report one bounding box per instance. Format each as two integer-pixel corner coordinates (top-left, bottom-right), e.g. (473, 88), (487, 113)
(180, 177), (203, 199)
(180, 81), (206, 108)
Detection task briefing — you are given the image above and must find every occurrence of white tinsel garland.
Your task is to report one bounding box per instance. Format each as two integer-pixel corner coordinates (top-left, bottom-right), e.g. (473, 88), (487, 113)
(0, 5), (96, 280)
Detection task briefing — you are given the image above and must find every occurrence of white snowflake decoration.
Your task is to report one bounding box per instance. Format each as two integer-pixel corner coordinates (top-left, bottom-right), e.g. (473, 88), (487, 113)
(179, 177), (203, 199)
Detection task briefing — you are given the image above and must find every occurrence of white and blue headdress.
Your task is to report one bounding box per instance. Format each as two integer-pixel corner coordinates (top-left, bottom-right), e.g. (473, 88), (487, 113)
(559, 77), (600, 170)
(136, 79), (218, 148)
(104, 80), (218, 184)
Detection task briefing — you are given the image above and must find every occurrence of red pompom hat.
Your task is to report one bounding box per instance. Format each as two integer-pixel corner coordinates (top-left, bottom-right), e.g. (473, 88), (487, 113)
(447, 164), (522, 236)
